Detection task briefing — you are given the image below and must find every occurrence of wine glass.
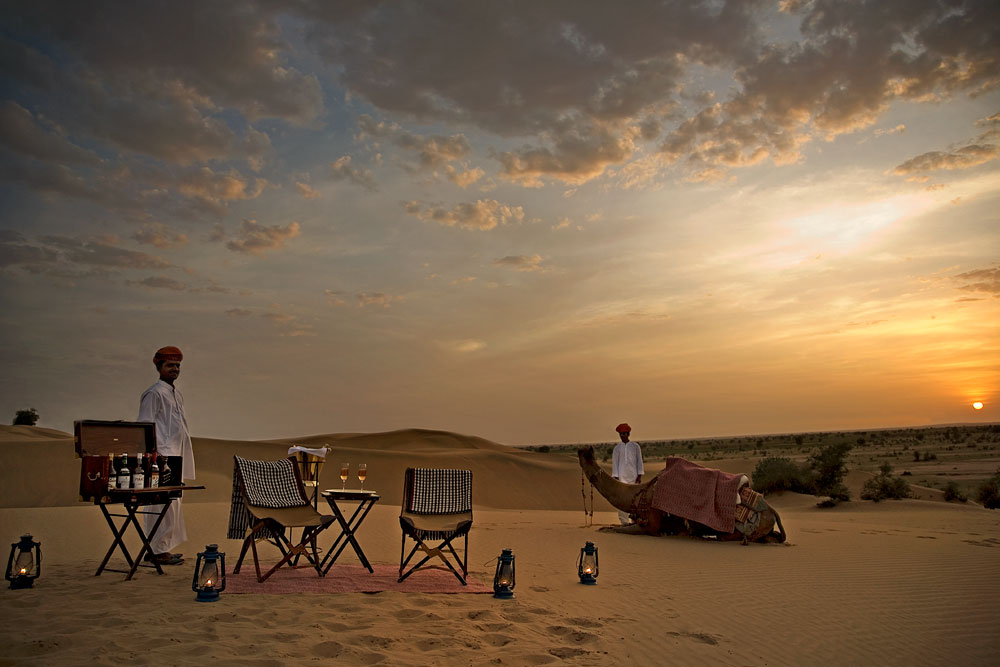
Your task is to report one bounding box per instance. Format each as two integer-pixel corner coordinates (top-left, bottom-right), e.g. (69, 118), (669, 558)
(340, 462), (349, 490)
(358, 463), (367, 491)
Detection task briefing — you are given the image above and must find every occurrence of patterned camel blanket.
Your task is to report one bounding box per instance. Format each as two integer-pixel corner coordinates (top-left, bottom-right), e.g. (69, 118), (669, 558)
(651, 457), (746, 533)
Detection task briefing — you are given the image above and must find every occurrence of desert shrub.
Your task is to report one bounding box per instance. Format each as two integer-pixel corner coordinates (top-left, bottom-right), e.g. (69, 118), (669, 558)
(976, 469), (1000, 509)
(752, 457), (809, 494)
(861, 463), (911, 502)
(808, 442), (853, 501)
(536, 445), (550, 453)
(943, 482), (967, 503)
(12, 408), (39, 426)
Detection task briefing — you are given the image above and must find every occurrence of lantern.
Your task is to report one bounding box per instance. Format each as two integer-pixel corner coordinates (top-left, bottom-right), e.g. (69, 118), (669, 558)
(493, 548), (515, 599)
(6, 534), (41, 589)
(192, 544), (226, 602)
(577, 541), (598, 585)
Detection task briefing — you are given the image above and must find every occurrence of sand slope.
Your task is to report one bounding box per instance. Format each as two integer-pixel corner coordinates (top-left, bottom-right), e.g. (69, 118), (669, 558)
(2, 425), (998, 665)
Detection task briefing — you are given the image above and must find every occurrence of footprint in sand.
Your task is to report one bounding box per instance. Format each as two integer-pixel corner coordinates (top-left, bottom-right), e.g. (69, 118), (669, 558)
(309, 640), (345, 658)
(665, 631), (719, 646)
(546, 625), (598, 644)
(549, 647), (590, 659)
(393, 608), (425, 621)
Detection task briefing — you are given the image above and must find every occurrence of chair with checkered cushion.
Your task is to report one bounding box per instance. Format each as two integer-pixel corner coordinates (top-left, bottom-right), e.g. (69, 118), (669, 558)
(398, 468), (473, 585)
(229, 455), (335, 583)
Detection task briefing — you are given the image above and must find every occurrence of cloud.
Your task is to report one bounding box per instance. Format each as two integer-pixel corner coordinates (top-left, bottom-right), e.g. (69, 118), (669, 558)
(295, 181), (321, 199)
(497, 122), (639, 186)
(892, 144), (999, 176)
(323, 289), (348, 306)
(394, 132), (471, 168)
(329, 156), (378, 191)
(132, 223), (188, 248)
(357, 292), (402, 308)
(39, 235), (172, 269)
(451, 339), (486, 353)
(226, 308), (253, 317)
(225, 219), (301, 255)
(129, 275), (187, 290)
(0, 101), (100, 165)
(403, 199), (525, 231)
(444, 165), (484, 188)
(494, 254), (545, 272)
(954, 266), (1000, 297)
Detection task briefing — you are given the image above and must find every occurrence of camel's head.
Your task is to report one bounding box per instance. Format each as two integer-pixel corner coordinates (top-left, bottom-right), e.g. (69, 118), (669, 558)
(577, 445), (596, 465)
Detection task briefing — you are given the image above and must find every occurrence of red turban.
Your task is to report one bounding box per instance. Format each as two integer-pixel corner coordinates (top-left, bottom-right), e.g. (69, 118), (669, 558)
(616, 423), (631, 434)
(153, 346), (183, 364)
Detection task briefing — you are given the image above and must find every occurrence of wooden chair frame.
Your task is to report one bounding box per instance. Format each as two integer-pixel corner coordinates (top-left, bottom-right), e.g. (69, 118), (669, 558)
(232, 456), (335, 583)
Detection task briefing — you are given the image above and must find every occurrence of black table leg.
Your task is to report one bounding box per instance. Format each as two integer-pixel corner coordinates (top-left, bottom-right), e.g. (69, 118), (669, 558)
(321, 497), (377, 574)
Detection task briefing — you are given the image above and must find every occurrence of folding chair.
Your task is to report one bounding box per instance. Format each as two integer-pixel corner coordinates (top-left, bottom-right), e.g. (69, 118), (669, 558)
(228, 455), (335, 583)
(398, 468), (473, 585)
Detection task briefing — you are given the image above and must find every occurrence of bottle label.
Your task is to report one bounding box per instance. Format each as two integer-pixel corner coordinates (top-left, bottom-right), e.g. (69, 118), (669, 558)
(117, 475), (130, 489)
(149, 472), (159, 488)
(134, 472), (145, 489)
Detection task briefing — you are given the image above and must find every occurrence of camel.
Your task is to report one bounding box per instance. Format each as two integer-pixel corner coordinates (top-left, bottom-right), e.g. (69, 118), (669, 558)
(578, 446), (786, 544)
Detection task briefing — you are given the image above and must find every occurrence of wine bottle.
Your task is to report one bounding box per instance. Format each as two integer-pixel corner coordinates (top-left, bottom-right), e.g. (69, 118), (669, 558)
(117, 453), (130, 489)
(107, 454), (117, 494)
(161, 457), (172, 486)
(149, 456), (160, 488)
(132, 453), (145, 489)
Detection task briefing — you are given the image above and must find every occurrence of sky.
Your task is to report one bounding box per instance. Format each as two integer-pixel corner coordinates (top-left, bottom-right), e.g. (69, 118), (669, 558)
(1, 0), (997, 446)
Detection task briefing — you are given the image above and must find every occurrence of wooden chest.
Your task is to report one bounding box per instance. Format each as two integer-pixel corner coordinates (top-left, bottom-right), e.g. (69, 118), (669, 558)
(74, 420), (183, 502)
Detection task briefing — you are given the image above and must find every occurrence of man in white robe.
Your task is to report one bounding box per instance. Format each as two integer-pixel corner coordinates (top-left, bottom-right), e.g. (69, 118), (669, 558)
(138, 346), (196, 565)
(612, 423), (644, 526)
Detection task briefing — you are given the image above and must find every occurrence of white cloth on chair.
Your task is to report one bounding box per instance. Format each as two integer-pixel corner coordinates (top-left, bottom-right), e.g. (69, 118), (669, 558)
(287, 446), (330, 458)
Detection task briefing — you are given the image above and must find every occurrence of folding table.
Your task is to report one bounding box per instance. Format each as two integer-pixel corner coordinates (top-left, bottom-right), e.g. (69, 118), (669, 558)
(319, 489), (380, 574)
(93, 485), (204, 580)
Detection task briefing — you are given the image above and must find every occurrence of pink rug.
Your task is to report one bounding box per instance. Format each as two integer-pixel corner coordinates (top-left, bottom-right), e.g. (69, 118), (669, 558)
(651, 457), (745, 533)
(225, 563), (492, 594)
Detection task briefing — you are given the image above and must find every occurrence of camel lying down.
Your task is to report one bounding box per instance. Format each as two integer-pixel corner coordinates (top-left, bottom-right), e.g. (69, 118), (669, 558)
(578, 446), (786, 544)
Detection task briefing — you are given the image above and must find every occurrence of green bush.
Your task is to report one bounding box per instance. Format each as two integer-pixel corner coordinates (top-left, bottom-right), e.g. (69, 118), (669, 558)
(977, 469), (1000, 509)
(12, 408), (39, 426)
(751, 457), (810, 494)
(861, 463), (911, 502)
(943, 482), (967, 503)
(808, 442), (853, 501)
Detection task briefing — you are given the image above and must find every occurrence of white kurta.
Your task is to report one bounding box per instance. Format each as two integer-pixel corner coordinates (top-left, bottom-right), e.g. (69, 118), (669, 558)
(138, 379), (195, 553)
(612, 441), (644, 525)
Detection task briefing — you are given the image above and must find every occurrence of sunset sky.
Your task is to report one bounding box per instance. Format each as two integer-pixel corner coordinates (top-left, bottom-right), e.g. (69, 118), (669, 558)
(1, 1), (997, 446)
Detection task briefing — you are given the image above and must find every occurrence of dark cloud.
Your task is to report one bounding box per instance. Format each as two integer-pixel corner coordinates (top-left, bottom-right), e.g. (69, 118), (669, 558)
(0, 101), (100, 165)
(225, 219), (301, 255)
(955, 266), (1000, 297)
(403, 199), (525, 231)
(132, 223), (188, 249)
(892, 144), (999, 175)
(129, 276), (187, 291)
(892, 112), (1000, 176)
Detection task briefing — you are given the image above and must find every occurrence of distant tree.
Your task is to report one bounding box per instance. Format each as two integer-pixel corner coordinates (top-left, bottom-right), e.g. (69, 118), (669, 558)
(943, 482), (967, 503)
(976, 469), (1000, 510)
(861, 463), (911, 502)
(12, 408), (39, 426)
(751, 457), (809, 495)
(808, 442), (852, 501)
(794, 435), (804, 447)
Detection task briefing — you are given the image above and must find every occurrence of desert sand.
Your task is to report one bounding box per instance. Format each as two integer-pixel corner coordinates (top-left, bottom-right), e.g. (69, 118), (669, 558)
(1, 425), (998, 666)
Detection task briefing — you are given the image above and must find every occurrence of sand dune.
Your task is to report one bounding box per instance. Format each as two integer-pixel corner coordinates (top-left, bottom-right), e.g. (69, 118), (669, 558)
(1, 425), (998, 665)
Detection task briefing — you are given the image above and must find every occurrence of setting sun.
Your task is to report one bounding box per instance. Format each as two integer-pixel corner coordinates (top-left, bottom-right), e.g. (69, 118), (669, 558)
(973, 402), (984, 410)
